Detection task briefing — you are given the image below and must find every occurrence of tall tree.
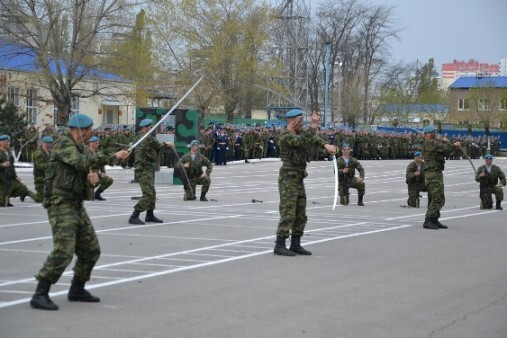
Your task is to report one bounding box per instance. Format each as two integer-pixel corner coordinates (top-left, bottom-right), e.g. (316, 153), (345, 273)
(0, 0), (138, 125)
(104, 9), (156, 106)
(150, 0), (272, 122)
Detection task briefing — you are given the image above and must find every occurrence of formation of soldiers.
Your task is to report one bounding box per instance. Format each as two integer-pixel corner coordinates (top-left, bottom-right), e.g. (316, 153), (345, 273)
(5, 122), (504, 167)
(196, 124), (502, 163)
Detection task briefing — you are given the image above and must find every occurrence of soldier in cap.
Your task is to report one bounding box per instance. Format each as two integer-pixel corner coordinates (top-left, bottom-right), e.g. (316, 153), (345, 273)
(128, 118), (174, 225)
(0, 134), (37, 206)
(405, 151), (426, 208)
(32, 136), (54, 203)
(175, 140), (213, 201)
(274, 110), (337, 256)
(336, 143), (366, 206)
(88, 136), (114, 201)
(475, 154), (506, 210)
(30, 113), (130, 310)
(421, 125), (461, 230)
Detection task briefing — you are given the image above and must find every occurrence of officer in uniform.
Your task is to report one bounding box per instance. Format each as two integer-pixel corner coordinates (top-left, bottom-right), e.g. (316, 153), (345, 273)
(405, 151), (426, 208)
(421, 125), (461, 230)
(88, 136), (114, 201)
(128, 118), (173, 225)
(475, 154), (506, 210)
(0, 134), (37, 206)
(175, 140), (213, 201)
(336, 143), (366, 206)
(30, 114), (129, 310)
(32, 136), (54, 203)
(274, 110), (337, 256)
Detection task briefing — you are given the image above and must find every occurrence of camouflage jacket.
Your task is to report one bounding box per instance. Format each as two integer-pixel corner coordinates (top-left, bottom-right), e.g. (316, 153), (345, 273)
(279, 128), (326, 171)
(44, 132), (116, 206)
(134, 132), (163, 170)
(475, 164), (506, 187)
(0, 150), (17, 182)
(405, 160), (425, 184)
(422, 139), (453, 172)
(32, 149), (51, 183)
(336, 156), (365, 180)
(175, 152), (212, 179)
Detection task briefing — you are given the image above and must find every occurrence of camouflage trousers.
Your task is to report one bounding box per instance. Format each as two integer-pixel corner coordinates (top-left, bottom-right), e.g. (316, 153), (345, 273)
(338, 177), (365, 197)
(480, 185), (504, 209)
(276, 170), (308, 238)
(184, 175), (211, 200)
(97, 175), (114, 192)
(134, 169), (156, 212)
(36, 201), (100, 283)
(0, 179), (34, 206)
(424, 171), (445, 219)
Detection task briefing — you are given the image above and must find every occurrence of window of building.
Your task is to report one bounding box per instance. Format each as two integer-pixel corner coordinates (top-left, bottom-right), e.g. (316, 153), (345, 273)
(70, 96), (80, 117)
(500, 98), (507, 111)
(7, 87), (20, 107)
(26, 89), (38, 124)
(458, 98), (470, 110)
(478, 98), (490, 111)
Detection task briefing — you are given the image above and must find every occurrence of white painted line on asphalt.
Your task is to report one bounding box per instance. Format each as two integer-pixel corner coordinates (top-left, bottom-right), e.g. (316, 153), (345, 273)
(0, 222), (413, 309)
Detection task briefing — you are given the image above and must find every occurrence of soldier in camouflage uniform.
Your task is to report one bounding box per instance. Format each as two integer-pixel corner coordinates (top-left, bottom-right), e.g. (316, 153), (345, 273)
(475, 154), (506, 210)
(30, 114), (129, 310)
(0, 135), (36, 206)
(175, 140), (213, 201)
(336, 143), (365, 206)
(32, 136), (54, 203)
(274, 110), (337, 256)
(405, 151), (426, 208)
(421, 125), (461, 230)
(88, 136), (114, 201)
(128, 119), (173, 225)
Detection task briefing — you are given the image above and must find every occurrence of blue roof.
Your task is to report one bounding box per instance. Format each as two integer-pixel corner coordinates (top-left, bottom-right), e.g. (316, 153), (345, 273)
(0, 41), (126, 82)
(449, 76), (507, 89)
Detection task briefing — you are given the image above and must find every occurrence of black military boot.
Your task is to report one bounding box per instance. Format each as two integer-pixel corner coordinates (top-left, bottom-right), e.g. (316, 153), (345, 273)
(358, 195), (364, 206)
(30, 279), (59, 310)
(434, 219), (448, 229)
(200, 192), (208, 202)
(145, 210), (163, 223)
(423, 217), (439, 230)
(94, 189), (106, 201)
(128, 209), (145, 225)
(68, 279), (100, 302)
(20, 194), (26, 202)
(496, 200), (503, 210)
(273, 236), (296, 256)
(289, 235), (312, 255)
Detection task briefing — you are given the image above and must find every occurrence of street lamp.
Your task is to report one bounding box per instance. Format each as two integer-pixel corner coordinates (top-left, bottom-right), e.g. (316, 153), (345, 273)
(324, 42), (332, 128)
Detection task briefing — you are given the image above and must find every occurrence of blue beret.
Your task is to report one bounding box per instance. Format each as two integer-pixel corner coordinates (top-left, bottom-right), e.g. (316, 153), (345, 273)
(285, 109), (304, 118)
(42, 136), (54, 143)
(68, 113), (93, 129)
(484, 154), (493, 159)
(190, 140), (199, 146)
(342, 143), (350, 149)
(414, 151), (422, 157)
(89, 136), (100, 143)
(0, 134), (10, 141)
(139, 119), (152, 127)
(423, 125), (435, 133)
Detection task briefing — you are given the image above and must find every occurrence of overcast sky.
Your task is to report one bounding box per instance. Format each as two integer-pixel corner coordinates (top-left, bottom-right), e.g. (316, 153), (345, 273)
(323, 0), (507, 72)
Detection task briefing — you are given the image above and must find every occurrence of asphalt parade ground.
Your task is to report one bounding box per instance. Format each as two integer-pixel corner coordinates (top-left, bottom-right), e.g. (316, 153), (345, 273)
(1, 157), (507, 338)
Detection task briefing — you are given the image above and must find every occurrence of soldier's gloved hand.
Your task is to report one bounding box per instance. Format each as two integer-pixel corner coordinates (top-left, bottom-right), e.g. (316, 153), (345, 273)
(88, 172), (100, 187)
(479, 172), (485, 177)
